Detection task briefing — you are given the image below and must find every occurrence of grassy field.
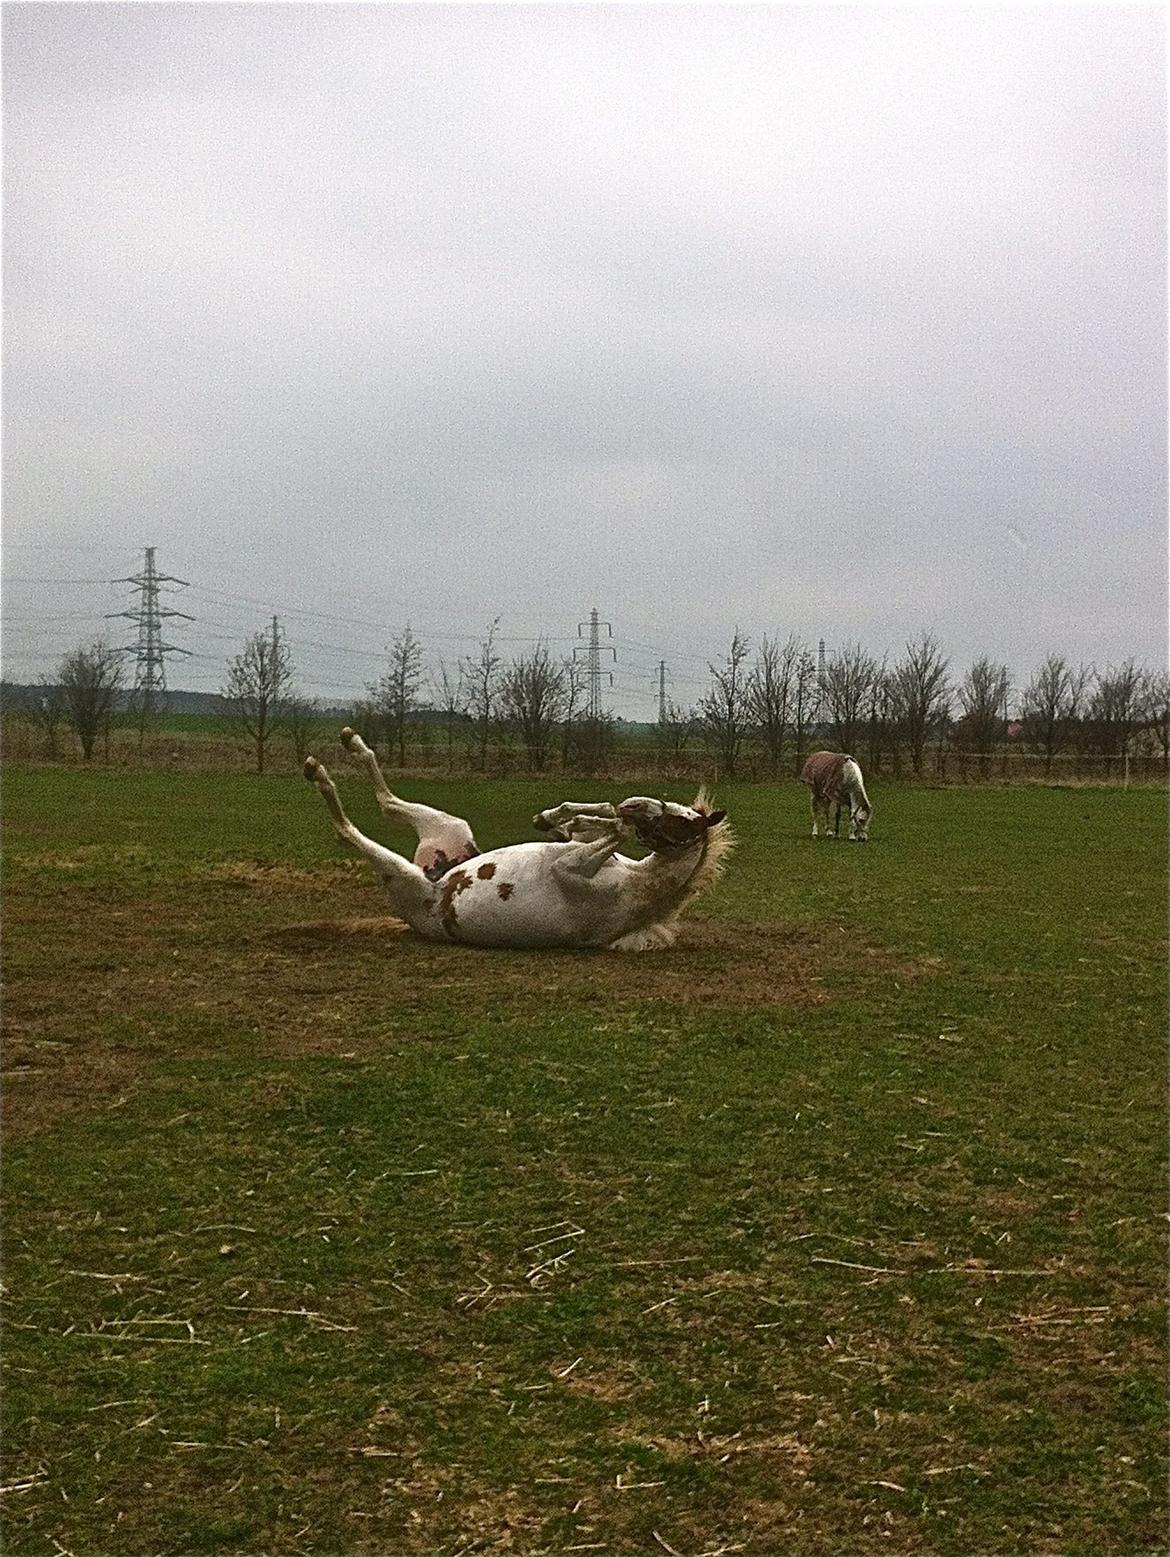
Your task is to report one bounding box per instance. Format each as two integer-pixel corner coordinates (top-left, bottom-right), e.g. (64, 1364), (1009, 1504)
(2, 764), (1166, 1556)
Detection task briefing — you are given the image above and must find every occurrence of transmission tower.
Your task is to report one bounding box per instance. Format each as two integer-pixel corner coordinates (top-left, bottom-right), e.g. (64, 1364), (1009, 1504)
(575, 607), (616, 719)
(656, 660), (668, 723)
(816, 637), (828, 725)
(107, 547), (193, 716)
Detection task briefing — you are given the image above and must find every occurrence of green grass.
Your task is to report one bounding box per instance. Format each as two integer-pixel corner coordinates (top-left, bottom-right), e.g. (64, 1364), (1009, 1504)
(2, 768), (1166, 1555)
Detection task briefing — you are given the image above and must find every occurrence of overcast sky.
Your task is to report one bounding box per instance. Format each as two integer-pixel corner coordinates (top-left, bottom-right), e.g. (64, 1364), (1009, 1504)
(3, 2), (1165, 716)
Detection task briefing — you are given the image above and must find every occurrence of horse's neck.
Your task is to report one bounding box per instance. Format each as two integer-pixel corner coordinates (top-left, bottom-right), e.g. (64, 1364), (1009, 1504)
(630, 839), (707, 897)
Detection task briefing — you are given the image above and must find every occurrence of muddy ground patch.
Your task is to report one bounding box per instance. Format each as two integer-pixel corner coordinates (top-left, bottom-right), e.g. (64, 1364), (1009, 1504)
(3, 866), (937, 1138)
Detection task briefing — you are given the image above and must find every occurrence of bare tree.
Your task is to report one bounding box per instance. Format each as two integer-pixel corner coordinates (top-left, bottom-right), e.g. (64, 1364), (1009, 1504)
(222, 626), (294, 774)
(1020, 654), (1090, 773)
(864, 659), (895, 775)
(956, 657), (1011, 776)
(430, 657), (468, 771)
(790, 644), (820, 769)
(891, 634), (950, 776)
(347, 696), (380, 749)
(461, 619), (502, 771)
(823, 641), (878, 756)
(1088, 660), (1145, 757)
(370, 625), (423, 766)
(500, 641), (568, 771)
(560, 656), (585, 769)
(748, 634), (801, 773)
(700, 630), (752, 779)
(57, 641), (124, 762)
(655, 697), (697, 768)
(285, 693), (320, 764)
(19, 678), (68, 759)
(1142, 669), (1170, 764)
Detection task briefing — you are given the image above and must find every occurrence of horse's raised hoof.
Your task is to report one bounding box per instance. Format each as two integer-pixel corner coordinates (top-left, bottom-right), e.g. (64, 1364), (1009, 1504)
(340, 727), (357, 750)
(303, 756), (320, 781)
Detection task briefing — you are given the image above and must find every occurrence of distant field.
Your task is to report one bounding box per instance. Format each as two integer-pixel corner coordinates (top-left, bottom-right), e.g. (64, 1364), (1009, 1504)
(5, 708), (1166, 786)
(2, 767), (1166, 1556)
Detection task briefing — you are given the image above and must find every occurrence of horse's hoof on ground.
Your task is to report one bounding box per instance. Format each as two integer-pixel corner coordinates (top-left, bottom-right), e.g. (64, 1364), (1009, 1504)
(303, 756), (320, 781)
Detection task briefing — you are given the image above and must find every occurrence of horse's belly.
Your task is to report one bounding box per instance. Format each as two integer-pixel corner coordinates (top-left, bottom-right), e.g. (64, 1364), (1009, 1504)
(432, 845), (620, 948)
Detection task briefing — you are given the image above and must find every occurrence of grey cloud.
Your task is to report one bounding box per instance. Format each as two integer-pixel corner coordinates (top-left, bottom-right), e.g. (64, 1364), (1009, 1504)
(3, 4), (1164, 709)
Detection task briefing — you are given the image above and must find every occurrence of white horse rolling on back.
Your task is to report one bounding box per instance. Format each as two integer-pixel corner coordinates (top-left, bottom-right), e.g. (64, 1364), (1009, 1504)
(800, 751), (873, 842)
(303, 729), (733, 951)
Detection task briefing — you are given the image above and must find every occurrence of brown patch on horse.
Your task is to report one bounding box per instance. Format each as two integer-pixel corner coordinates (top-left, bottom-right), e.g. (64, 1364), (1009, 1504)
(439, 868), (473, 938)
(496, 882), (514, 900)
(423, 850), (452, 883)
(476, 861), (497, 880)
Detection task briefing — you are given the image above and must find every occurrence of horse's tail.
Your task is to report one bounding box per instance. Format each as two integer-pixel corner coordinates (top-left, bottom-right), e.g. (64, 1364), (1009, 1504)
(842, 757), (871, 810)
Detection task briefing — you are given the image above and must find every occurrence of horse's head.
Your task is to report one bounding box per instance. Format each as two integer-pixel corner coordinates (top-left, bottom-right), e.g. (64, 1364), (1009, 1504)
(618, 797), (727, 852)
(849, 801), (872, 842)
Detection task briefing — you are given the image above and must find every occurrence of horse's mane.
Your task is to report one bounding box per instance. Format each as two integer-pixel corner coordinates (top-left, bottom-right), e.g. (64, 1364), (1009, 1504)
(682, 787), (735, 906)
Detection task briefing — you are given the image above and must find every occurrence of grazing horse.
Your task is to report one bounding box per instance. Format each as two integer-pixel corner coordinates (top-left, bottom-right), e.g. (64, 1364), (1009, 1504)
(302, 729), (732, 950)
(800, 751), (873, 841)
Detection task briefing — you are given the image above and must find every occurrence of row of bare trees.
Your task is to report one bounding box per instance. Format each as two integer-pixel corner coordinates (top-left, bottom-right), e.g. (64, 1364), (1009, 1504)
(347, 621), (616, 775)
(685, 632), (1167, 779)
(681, 631), (952, 779)
(8, 628), (307, 773)
(344, 625), (1167, 780)
(6, 626), (1168, 780)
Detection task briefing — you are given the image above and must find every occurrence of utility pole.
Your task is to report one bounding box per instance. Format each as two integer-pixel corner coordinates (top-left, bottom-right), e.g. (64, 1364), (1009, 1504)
(107, 547), (193, 722)
(575, 607), (616, 719)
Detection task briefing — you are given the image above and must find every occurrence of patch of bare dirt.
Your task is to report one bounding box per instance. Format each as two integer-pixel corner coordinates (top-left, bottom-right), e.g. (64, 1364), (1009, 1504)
(261, 915), (938, 1014)
(2, 874), (941, 1139)
(563, 1364), (649, 1403)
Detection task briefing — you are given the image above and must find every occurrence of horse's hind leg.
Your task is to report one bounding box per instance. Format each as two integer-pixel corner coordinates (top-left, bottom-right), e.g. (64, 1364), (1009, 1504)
(339, 728), (401, 817)
(303, 756), (436, 921)
(339, 728), (478, 874)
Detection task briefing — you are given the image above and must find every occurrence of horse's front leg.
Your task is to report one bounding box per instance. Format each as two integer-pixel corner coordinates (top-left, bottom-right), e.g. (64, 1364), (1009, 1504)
(533, 800), (617, 829)
(549, 819), (629, 879)
(532, 800), (618, 843)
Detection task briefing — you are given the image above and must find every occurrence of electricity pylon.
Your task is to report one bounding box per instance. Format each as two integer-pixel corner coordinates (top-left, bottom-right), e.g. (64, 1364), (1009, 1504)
(107, 547), (193, 718)
(575, 607), (616, 719)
